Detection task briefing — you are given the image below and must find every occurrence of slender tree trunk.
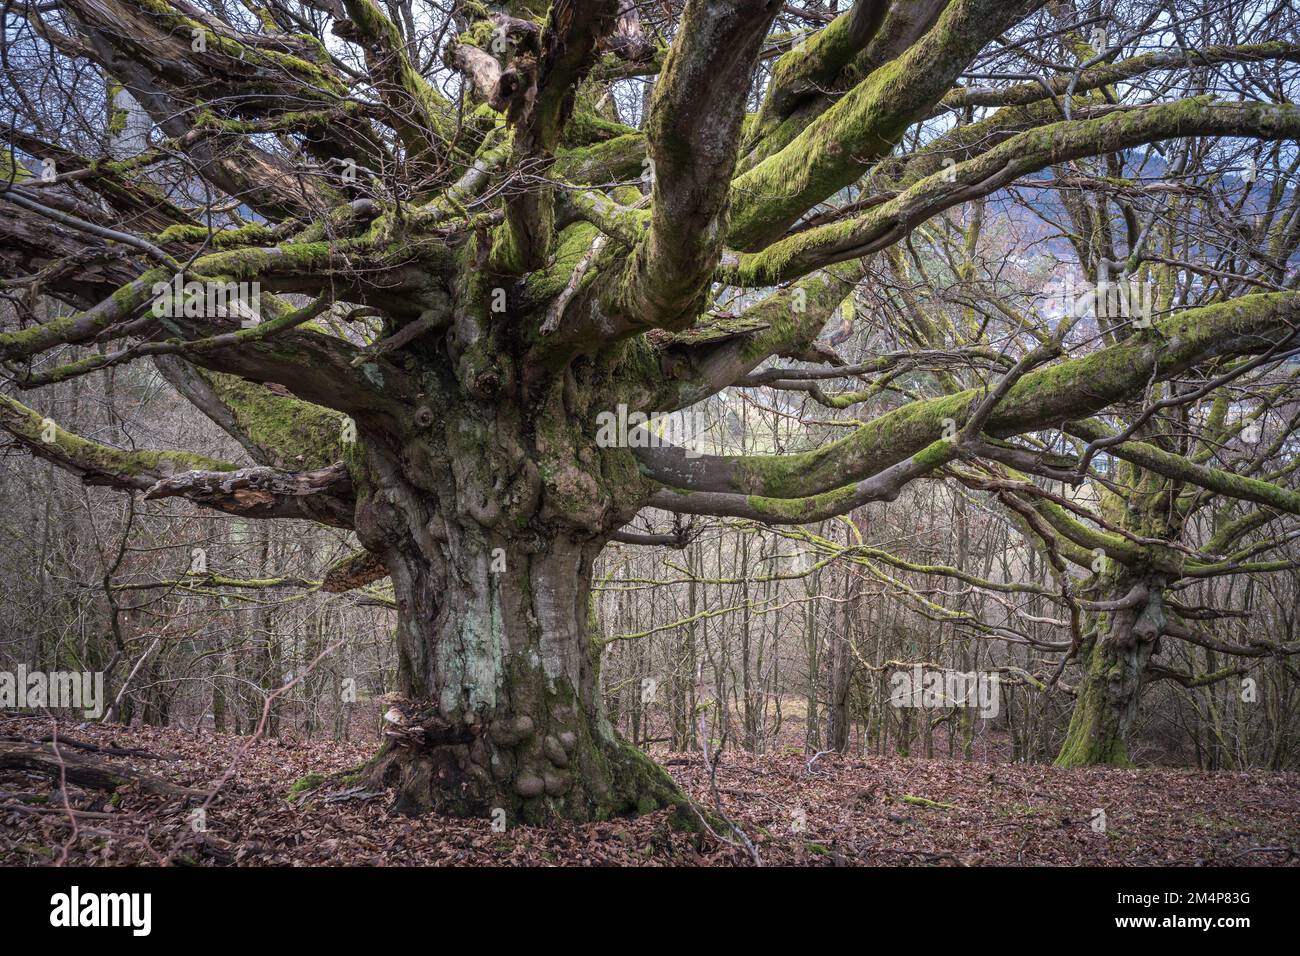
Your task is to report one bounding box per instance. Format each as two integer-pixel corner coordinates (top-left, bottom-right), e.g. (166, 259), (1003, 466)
(211, 649), (226, 734)
(826, 564), (854, 753)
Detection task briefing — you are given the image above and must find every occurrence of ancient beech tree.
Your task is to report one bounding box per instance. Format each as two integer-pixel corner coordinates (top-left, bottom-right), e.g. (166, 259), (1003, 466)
(2, 0), (1299, 820)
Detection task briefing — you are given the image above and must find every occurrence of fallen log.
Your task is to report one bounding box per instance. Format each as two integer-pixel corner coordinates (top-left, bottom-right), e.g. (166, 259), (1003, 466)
(1, 733), (173, 760)
(0, 742), (201, 800)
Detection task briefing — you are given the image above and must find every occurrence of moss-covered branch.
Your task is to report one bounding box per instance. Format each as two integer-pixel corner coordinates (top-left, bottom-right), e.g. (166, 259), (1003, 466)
(726, 0), (1041, 249)
(0, 391), (234, 492)
(636, 292), (1300, 503)
(607, 0), (781, 331)
(336, 0), (450, 176)
(1065, 418), (1300, 518)
(724, 99), (1300, 284)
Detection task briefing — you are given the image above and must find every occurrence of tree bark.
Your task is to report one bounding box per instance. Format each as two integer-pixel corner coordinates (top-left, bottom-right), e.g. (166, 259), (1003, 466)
(825, 562), (855, 753)
(1056, 578), (1166, 767)
(359, 526), (684, 825)
(0, 743), (200, 799)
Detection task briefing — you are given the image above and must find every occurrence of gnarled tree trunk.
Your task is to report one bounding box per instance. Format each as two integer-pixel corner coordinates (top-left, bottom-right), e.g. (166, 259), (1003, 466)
(364, 535), (682, 824)
(349, 385), (686, 825)
(1056, 577), (1166, 767)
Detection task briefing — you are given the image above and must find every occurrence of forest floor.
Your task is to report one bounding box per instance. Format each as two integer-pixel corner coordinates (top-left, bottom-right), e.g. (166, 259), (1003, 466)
(1, 712), (1297, 866)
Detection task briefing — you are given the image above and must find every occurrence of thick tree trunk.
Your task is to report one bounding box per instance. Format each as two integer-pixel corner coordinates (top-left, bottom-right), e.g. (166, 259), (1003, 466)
(361, 530), (684, 825)
(1055, 578), (1165, 767)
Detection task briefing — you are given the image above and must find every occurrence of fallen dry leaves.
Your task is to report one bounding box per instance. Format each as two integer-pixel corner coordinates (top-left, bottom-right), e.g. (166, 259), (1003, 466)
(1, 714), (1296, 867)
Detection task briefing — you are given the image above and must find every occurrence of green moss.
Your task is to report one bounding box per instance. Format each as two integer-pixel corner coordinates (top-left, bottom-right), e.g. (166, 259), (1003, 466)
(339, 0), (452, 155)
(711, 292), (1299, 500)
(899, 794), (957, 810)
(133, 0), (345, 95)
(0, 268), (172, 362)
(741, 482), (858, 523)
(200, 371), (345, 470)
(554, 133), (646, 185)
(158, 223), (277, 247)
(1055, 640), (1135, 768)
(523, 222), (601, 302)
(105, 77), (128, 137)
(729, 0), (1068, 248)
(0, 392), (234, 481)
(457, 18), (498, 50)
(729, 30), (942, 245)
(1035, 501), (1146, 566)
(287, 772), (326, 799)
(754, 4), (884, 142)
